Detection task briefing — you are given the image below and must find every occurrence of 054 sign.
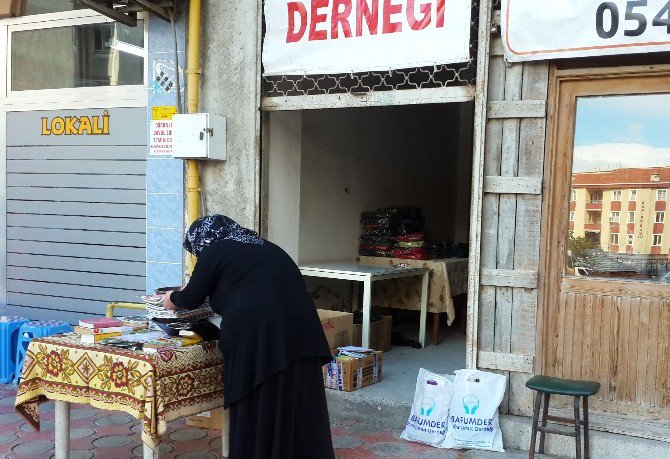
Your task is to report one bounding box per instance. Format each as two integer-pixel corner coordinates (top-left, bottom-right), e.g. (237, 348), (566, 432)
(595, 1), (670, 39)
(502, 0), (670, 62)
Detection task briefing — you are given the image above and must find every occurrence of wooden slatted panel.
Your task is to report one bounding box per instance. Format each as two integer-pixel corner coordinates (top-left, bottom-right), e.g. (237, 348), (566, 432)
(5, 108), (147, 323)
(477, 37), (549, 415)
(545, 292), (670, 415)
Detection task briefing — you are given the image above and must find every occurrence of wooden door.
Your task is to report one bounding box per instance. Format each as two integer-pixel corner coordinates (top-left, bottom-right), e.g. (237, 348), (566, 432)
(541, 66), (670, 419)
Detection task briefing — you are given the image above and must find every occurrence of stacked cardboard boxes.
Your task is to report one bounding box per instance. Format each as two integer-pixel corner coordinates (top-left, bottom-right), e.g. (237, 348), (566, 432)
(353, 315), (392, 352)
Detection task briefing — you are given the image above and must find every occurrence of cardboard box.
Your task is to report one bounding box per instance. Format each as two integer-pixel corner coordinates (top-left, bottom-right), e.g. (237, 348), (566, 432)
(323, 349), (383, 392)
(186, 407), (224, 430)
(353, 315), (392, 352)
(317, 309), (354, 349)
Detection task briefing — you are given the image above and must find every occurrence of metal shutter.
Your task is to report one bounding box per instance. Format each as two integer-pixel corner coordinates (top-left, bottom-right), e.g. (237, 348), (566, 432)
(5, 108), (147, 323)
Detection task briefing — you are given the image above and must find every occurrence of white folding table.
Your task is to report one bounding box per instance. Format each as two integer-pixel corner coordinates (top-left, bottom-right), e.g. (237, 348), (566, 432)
(299, 263), (430, 348)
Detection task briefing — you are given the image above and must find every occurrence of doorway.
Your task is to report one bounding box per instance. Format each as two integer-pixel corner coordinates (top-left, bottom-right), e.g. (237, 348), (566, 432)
(262, 102), (474, 402)
(542, 68), (670, 422)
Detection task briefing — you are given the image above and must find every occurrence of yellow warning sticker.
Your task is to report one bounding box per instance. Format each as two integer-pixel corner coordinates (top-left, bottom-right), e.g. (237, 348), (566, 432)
(151, 106), (177, 120)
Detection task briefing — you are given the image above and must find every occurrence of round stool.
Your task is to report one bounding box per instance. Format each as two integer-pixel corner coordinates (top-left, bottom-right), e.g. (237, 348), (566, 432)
(13, 320), (73, 384)
(526, 375), (601, 459)
(0, 316), (29, 383)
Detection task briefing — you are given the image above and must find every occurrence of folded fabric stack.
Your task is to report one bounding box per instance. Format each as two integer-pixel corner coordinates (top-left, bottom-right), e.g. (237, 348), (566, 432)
(358, 207), (426, 258)
(391, 231), (432, 260)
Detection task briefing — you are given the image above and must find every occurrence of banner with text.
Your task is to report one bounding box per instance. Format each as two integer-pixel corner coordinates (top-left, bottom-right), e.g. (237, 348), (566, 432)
(262, 0), (472, 76)
(503, 0), (670, 62)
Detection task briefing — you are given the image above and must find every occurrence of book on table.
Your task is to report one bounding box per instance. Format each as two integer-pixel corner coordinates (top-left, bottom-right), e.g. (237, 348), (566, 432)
(80, 331), (123, 343)
(79, 318), (124, 329)
(73, 325), (124, 335)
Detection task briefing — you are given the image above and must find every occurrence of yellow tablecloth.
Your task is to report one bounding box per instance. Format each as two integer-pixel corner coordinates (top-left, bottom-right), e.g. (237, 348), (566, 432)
(15, 335), (224, 448)
(356, 256), (469, 325)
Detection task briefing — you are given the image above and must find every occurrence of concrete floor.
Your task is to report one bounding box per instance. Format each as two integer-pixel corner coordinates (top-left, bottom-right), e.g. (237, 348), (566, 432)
(355, 323), (466, 403)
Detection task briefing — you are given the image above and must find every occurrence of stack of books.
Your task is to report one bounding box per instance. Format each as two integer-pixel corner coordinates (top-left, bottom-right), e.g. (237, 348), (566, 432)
(75, 318), (124, 344)
(140, 294), (214, 321)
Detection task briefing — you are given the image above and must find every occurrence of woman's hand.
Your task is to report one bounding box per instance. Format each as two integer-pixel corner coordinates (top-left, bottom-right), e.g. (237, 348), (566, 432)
(163, 291), (177, 311)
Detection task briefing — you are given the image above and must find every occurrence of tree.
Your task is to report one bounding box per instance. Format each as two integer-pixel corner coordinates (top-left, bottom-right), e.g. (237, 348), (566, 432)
(568, 231), (599, 259)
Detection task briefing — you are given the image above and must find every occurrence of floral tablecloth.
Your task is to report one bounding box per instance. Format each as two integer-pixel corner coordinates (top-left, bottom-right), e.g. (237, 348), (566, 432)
(356, 256), (469, 325)
(14, 335), (224, 448)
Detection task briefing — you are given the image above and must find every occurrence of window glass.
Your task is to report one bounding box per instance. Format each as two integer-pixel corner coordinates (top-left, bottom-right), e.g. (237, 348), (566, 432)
(567, 94), (670, 281)
(11, 21), (144, 91)
(24, 0), (86, 15)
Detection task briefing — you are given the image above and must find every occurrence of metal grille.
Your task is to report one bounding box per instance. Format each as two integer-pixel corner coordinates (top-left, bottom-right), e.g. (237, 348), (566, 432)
(262, 1), (480, 98)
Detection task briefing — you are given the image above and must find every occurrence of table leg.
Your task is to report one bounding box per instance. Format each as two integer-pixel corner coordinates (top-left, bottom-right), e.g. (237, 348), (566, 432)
(432, 313), (441, 346)
(143, 443), (155, 459)
(54, 400), (70, 459)
(221, 408), (230, 457)
(362, 278), (372, 349)
(419, 271), (429, 348)
(352, 281), (360, 311)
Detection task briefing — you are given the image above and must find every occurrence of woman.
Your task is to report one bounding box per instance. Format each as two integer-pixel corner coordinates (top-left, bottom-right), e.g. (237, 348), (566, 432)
(163, 215), (334, 459)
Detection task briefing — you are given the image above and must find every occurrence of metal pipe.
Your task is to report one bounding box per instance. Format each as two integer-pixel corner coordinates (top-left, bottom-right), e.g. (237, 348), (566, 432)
(185, 0), (202, 273)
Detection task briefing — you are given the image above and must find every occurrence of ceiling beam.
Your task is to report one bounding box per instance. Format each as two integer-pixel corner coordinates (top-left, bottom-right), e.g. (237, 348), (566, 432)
(75, 0), (137, 27)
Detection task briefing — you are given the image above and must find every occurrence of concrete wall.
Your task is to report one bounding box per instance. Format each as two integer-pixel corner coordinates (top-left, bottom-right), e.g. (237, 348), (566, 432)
(265, 111), (302, 260)
(199, 1), (262, 230)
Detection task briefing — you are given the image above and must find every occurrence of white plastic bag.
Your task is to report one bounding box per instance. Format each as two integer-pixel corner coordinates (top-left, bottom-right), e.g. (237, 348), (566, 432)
(441, 369), (506, 452)
(400, 368), (454, 447)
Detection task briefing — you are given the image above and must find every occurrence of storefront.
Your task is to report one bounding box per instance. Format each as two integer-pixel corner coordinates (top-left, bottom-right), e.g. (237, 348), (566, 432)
(496, 0), (670, 442)
(0, 1), (186, 323)
(258, 0), (482, 392)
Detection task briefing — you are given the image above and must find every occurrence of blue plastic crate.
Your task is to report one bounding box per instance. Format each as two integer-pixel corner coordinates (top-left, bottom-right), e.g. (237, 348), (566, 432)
(0, 316), (29, 384)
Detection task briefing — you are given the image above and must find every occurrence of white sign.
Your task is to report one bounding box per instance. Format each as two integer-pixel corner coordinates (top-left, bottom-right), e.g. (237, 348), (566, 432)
(150, 120), (173, 156)
(503, 0), (670, 62)
(262, 0), (471, 76)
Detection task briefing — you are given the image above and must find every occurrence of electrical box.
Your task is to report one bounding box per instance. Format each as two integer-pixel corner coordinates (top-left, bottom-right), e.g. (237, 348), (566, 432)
(172, 113), (227, 160)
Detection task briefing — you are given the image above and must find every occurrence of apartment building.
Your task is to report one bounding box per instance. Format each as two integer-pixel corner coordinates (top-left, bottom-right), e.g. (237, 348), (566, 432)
(570, 167), (670, 255)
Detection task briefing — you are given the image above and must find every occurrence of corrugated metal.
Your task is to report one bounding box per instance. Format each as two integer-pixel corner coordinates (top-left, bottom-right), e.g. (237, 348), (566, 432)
(6, 107), (146, 322)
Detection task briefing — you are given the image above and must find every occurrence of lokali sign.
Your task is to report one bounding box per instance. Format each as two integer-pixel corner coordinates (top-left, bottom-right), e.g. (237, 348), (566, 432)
(502, 0), (670, 62)
(262, 0), (472, 76)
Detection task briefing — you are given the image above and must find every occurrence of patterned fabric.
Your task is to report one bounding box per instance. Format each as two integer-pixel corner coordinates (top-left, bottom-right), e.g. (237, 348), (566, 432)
(356, 256), (470, 324)
(15, 335), (224, 448)
(184, 215), (264, 257)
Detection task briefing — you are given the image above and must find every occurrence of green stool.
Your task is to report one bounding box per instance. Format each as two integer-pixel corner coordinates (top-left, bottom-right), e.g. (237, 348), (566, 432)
(526, 375), (600, 459)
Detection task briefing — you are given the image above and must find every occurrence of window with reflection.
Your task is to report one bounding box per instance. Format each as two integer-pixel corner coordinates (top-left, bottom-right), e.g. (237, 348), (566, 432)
(567, 94), (670, 282)
(24, 0), (87, 15)
(11, 21), (144, 91)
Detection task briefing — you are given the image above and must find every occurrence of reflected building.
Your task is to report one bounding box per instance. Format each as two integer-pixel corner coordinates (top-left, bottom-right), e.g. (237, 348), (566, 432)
(570, 167), (669, 256)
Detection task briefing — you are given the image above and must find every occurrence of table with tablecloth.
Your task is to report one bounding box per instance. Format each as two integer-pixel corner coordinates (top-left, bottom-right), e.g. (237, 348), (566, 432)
(356, 257), (469, 342)
(14, 335), (224, 452)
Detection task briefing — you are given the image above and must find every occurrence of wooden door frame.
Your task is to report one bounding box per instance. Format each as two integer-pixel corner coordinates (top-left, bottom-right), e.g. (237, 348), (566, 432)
(537, 64), (670, 376)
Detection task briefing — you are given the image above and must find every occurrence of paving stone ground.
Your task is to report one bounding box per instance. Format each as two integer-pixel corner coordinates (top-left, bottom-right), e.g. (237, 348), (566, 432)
(0, 384), (540, 458)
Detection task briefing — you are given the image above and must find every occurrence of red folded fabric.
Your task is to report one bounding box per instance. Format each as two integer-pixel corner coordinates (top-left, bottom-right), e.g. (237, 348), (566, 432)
(391, 248), (433, 260)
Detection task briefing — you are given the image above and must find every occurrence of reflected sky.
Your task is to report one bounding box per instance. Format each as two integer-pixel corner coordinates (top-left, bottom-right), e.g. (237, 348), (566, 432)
(573, 94), (670, 173)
